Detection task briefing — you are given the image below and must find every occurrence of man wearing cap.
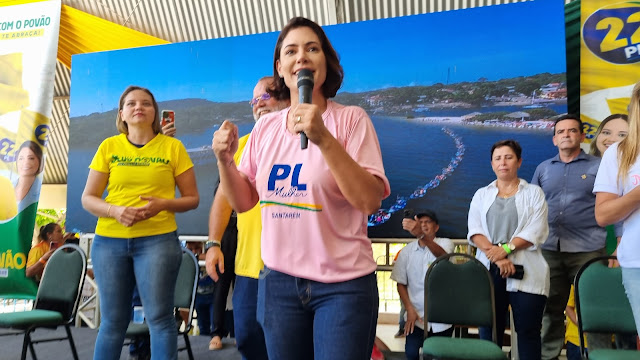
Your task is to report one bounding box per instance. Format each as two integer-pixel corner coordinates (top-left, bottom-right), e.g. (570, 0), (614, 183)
(391, 210), (454, 360)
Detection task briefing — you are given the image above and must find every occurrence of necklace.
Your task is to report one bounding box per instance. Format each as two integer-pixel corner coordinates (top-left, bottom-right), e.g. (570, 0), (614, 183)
(499, 183), (518, 199)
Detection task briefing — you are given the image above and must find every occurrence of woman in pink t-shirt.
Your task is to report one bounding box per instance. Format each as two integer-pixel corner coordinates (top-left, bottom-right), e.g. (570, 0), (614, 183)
(213, 17), (390, 360)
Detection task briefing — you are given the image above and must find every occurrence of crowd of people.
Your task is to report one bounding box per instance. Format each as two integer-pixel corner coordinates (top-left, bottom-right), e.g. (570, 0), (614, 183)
(19, 15), (639, 360)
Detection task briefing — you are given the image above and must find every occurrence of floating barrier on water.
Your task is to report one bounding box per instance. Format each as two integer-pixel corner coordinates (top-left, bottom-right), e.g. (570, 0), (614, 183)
(368, 127), (466, 227)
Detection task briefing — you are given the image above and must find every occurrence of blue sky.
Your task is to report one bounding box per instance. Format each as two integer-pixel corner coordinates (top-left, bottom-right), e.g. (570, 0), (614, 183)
(70, 0), (565, 117)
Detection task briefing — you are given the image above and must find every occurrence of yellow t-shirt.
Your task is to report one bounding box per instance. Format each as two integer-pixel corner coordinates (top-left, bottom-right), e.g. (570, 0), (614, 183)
(26, 241), (49, 267)
(565, 285), (587, 347)
(89, 134), (193, 238)
(234, 134), (263, 278)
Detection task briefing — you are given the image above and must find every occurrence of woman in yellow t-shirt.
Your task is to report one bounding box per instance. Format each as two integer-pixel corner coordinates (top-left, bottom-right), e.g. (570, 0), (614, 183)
(82, 85), (199, 360)
(25, 222), (67, 281)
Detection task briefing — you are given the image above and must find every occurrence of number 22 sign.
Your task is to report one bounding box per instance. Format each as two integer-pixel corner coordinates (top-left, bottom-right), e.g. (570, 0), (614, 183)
(583, 2), (640, 64)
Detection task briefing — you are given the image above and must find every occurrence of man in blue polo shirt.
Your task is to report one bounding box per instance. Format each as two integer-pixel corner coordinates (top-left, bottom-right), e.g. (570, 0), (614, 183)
(391, 210), (454, 360)
(531, 114), (607, 360)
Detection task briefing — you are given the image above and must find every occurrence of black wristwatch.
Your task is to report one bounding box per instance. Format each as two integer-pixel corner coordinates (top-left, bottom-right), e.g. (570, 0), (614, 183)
(204, 240), (221, 252)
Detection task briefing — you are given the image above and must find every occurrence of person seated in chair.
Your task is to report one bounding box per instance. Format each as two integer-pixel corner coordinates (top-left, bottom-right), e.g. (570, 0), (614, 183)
(26, 223), (74, 282)
(391, 210), (454, 360)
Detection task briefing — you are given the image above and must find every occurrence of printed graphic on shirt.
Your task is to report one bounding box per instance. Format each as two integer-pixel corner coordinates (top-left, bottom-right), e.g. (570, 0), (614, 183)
(260, 163), (322, 213)
(110, 154), (170, 166)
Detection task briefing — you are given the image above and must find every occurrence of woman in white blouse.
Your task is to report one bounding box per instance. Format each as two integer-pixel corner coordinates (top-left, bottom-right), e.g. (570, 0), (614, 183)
(468, 139), (549, 360)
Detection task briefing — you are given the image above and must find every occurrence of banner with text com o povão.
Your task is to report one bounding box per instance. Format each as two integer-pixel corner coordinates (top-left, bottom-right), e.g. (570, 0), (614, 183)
(0, 0), (61, 298)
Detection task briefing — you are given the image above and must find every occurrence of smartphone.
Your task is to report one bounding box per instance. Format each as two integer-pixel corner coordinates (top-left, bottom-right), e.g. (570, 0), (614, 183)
(50, 242), (60, 251)
(161, 110), (175, 128)
(403, 209), (414, 219)
(509, 264), (525, 280)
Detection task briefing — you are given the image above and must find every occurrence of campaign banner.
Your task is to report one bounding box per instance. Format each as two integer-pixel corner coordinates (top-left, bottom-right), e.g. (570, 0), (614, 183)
(580, 0), (640, 140)
(0, 0), (61, 298)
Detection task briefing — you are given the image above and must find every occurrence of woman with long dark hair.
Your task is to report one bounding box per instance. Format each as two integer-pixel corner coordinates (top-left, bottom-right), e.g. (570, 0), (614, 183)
(212, 17), (390, 360)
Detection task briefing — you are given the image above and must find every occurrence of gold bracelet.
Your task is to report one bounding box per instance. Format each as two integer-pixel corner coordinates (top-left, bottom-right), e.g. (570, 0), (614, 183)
(107, 204), (113, 217)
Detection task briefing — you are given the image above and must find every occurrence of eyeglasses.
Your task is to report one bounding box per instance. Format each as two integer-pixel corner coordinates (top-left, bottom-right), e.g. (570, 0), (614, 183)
(250, 93), (271, 107)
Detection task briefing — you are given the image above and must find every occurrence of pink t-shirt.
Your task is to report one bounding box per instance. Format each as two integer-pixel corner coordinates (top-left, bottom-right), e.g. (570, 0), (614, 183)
(238, 100), (390, 283)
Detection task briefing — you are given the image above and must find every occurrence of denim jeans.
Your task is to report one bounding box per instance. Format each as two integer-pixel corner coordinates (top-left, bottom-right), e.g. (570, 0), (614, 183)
(406, 326), (454, 360)
(232, 276), (268, 360)
(257, 267), (378, 360)
(622, 267), (640, 337)
(129, 286), (150, 357)
(194, 292), (213, 336)
(565, 341), (583, 360)
(92, 232), (182, 360)
(480, 264), (547, 360)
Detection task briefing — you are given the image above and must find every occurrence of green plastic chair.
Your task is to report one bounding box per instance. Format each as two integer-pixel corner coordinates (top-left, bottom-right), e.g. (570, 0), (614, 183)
(0, 244), (87, 360)
(124, 248), (199, 360)
(422, 253), (507, 360)
(574, 256), (639, 360)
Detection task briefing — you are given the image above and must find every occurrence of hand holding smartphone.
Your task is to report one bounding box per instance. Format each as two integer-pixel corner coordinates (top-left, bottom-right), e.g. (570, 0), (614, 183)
(509, 264), (525, 280)
(403, 209), (414, 219)
(161, 110), (175, 129)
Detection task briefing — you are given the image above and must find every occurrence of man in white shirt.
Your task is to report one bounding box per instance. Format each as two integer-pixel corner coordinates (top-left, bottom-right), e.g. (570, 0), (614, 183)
(391, 210), (454, 360)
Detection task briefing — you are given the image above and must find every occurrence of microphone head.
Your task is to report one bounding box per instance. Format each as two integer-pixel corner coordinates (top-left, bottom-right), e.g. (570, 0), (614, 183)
(297, 69), (314, 88)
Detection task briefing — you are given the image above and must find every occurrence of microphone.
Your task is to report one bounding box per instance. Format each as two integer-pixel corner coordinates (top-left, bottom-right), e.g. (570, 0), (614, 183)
(297, 69), (313, 150)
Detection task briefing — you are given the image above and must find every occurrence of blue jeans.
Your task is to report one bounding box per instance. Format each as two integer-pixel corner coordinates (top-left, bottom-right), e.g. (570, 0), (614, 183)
(257, 268), (378, 360)
(129, 286), (150, 357)
(565, 341), (583, 360)
(622, 267), (640, 337)
(233, 276), (268, 360)
(92, 232), (182, 360)
(406, 326), (454, 360)
(195, 292), (213, 336)
(480, 264), (547, 360)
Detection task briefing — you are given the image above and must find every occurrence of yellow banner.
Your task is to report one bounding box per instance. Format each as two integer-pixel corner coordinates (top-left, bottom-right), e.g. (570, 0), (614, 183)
(580, 0), (640, 141)
(0, 0), (59, 298)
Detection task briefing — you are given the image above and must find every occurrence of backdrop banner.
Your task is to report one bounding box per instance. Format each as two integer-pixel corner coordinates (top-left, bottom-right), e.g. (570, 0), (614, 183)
(67, 0), (567, 239)
(580, 0), (640, 139)
(0, 0), (60, 298)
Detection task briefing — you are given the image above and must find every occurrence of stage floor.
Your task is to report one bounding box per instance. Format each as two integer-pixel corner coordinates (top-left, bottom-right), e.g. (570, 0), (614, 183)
(0, 325), (406, 360)
(0, 326), (241, 360)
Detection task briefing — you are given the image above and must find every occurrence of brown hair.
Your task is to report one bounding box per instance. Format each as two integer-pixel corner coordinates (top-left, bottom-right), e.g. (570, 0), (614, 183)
(16, 140), (44, 174)
(116, 85), (161, 134)
(270, 17), (343, 101)
(589, 114), (628, 157)
(38, 222), (58, 242)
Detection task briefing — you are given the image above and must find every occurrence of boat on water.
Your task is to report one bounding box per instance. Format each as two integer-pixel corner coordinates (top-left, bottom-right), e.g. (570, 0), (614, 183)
(523, 104), (546, 109)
